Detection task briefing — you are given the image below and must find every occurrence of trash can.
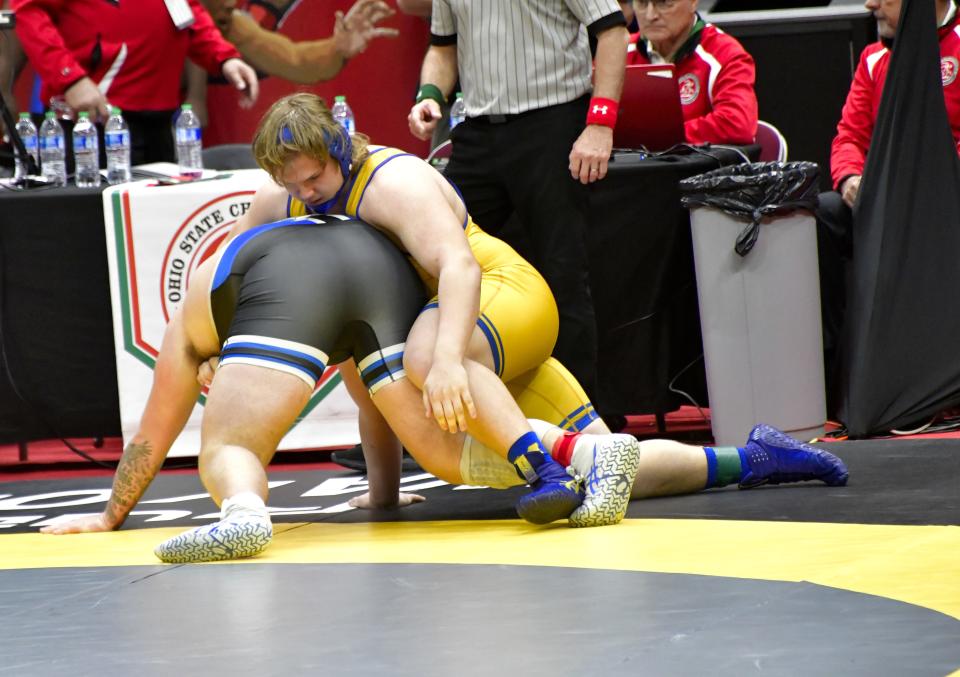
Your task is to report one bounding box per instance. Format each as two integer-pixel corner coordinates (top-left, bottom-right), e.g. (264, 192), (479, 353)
(679, 161), (825, 445)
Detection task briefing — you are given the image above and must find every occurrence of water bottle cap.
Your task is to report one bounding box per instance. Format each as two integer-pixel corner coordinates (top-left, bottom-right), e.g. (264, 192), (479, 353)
(455, 92), (464, 99)
(112, 106), (122, 115)
(78, 111), (90, 119)
(45, 110), (55, 119)
(182, 104), (193, 111)
(19, 112), (30, 119)
(334, 95), (346, 103)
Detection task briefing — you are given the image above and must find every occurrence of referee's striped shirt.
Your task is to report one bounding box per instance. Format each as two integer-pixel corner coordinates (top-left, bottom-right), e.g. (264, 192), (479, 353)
(431, 0), (626, 117)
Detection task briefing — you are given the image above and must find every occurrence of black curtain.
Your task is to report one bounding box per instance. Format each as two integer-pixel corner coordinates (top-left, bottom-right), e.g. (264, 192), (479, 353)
(839, 0), (960, 435)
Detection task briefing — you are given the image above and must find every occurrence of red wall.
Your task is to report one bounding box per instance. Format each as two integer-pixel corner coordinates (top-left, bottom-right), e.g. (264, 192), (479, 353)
(204, 1), (431, 158)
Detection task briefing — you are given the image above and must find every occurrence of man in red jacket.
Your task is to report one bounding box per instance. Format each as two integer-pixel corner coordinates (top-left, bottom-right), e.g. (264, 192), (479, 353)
(14, 0), (259, 163)
(626, 0), (758, 145)
(818, 0), (958, 382)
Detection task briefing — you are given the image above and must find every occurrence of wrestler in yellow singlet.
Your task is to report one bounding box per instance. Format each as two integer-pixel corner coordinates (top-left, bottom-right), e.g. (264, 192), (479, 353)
(288, 146), (599, 432)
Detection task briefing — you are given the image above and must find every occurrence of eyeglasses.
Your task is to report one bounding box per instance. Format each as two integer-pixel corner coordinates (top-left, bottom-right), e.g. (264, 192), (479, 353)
(634, 0), (682, 11)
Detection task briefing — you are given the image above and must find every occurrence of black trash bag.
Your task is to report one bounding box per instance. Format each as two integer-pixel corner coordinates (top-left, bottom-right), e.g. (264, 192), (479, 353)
(679, 161), (820, 256)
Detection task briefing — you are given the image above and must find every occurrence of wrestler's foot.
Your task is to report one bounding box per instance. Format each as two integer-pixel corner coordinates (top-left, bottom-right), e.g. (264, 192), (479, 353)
(569, 434), (642, 528)
(515, 456), (583, 525)
(154, 502), (273, 563)
(739, 423), (849, 488)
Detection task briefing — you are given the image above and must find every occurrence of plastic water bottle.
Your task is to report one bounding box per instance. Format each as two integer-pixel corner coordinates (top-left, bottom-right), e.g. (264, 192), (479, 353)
(449, 92), (466, 130)
(331, 95), (355, 135)
(73, 111), (100, 188)
(13, 112), (39, 182)
(175, 103), (203, 179)
(38, 110), (67, 187)
(105, 106), (132, 185)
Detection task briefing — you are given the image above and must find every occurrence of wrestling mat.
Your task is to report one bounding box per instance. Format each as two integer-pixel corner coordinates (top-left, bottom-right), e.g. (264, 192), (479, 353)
(2, 438), (959, 676)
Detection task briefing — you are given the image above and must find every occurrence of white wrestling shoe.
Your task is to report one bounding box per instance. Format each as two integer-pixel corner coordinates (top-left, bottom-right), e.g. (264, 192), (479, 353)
(154, 502), (273, 564)
(568, 433), (642, 528)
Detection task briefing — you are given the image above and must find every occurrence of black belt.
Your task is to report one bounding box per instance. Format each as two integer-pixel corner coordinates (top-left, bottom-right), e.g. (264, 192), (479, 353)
(469, 110), (534, 125)
(468, 95), (590, 125)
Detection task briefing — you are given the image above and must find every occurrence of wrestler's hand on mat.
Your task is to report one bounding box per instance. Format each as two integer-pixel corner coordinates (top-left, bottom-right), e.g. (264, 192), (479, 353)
(422, 359), (477, 432)
(348, 492), (426, 509)
(40, 513), (118, 534)
(197, 356), (220, 387)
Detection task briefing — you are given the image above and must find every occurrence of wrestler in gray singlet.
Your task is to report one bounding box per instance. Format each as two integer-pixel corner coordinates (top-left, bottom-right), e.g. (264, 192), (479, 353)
(209, 215), (426, 394)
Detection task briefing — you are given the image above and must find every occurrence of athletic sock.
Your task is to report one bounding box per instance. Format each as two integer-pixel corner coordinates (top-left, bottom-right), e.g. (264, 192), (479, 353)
(221, 492), (266, 518)
(507, 431), (549, 484)
(702, 446), (748, 488)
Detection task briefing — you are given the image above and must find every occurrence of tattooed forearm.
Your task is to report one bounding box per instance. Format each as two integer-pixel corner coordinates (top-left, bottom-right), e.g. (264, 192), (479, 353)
(104, 440), (163, 526)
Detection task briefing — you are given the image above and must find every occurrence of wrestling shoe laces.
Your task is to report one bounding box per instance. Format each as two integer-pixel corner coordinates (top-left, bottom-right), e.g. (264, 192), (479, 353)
(739, 423), (849, 489)
(154, 502), (273, 564)
(515, 454), (584, 525)
(569, 434), (642, 528)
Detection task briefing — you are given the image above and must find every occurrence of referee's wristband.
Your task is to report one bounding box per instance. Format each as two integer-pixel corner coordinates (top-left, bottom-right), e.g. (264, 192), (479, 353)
(586, 97), (619, 129)
(416, 83), (446, 106)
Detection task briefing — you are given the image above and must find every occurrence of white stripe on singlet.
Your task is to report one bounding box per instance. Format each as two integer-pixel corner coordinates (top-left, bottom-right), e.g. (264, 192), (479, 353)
(431, 0), (621, 116)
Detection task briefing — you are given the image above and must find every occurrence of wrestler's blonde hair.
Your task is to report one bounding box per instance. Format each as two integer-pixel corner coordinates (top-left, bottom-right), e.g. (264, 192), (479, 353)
(252, 92), (370, 183)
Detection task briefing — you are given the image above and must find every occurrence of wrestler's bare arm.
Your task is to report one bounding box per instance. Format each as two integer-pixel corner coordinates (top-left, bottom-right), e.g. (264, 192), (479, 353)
(225, 179), (290, 242)
(42, 262), (221, 533)
(357, 156), (481, 431)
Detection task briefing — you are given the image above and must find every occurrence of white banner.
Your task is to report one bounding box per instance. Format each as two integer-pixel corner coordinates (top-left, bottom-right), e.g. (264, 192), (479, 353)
(102, 169), (360, 457)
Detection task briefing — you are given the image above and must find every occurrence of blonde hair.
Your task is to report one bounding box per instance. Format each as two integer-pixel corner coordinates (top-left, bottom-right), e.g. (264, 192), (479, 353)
(252, 92), (370, 183)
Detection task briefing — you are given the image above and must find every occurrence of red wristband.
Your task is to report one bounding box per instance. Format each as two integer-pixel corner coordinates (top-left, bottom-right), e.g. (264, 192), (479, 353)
(586, 97), (619, 128)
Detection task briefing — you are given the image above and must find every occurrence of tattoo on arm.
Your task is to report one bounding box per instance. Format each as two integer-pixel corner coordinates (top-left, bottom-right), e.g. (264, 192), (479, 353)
(105, 441), (161, 525)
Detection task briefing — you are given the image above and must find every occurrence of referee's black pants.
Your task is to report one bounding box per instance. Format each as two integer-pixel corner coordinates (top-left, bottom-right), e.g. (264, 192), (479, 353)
(443, 95), (598, 400)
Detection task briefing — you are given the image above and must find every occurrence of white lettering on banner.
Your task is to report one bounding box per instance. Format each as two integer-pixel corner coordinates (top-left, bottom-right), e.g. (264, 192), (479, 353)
(300, 473), (444, 497)
(0, 515), (47, 529)
(0, 475), (467, 528)
(229, 201), (251, 218)
(0, 489), (113, 510)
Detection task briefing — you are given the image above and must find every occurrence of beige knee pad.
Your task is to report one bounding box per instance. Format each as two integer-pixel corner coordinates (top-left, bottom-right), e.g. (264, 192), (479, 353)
(459, 436), (526, 489)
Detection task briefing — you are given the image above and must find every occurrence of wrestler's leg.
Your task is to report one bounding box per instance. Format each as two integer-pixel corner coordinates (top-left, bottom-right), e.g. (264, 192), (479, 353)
(154, 364), (311, 563)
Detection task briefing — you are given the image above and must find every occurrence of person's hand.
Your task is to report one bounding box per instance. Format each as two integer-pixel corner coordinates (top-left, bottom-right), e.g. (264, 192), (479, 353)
(408, 99), (442, 140)
(841, 175), (861, 208)
(421, 358), (476, 432)
(348, 491), (426, 509)
(334, 0), (398, 60)
(197, 356), (219, 387)
(569, 124), (614, 185)
(40, 512), (119, 534)
(64, 77), (110, 122)
(221, 58), (259, 109)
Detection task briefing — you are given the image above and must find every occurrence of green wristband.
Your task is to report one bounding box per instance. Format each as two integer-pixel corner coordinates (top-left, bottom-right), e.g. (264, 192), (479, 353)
(415, 83), (446, 106)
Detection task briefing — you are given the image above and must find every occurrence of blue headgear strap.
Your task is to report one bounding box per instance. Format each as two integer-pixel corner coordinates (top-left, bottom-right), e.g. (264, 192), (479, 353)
(279, 124), (353, 214)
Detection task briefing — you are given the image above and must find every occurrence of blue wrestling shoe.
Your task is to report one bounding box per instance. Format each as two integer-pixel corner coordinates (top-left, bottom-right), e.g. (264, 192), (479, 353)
(515, 455), (584, 525)
(154, 502), (273, 563)
(739, 424), (849, 488)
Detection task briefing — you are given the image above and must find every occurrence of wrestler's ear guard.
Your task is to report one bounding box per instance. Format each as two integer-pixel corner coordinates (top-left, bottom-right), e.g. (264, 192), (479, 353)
(322, 125), (353, 180)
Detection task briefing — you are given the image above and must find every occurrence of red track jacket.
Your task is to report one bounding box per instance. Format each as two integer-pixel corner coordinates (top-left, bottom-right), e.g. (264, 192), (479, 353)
(627, 21), (758, 145)
(14, 0), (240, 112)
(831, 10), (960, 190)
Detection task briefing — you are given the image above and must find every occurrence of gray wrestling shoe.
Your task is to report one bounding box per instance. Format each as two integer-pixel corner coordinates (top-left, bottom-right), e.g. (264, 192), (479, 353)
(568, 433), (642, 528)
(154, 502), (273, 564)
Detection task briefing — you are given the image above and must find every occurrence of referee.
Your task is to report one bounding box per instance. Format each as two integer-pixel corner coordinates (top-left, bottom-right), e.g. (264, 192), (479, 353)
(407, 0), (629, 401)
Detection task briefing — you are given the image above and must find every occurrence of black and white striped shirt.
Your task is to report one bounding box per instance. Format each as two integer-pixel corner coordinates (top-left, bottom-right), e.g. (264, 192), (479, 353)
(431, 0), (624, 116)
